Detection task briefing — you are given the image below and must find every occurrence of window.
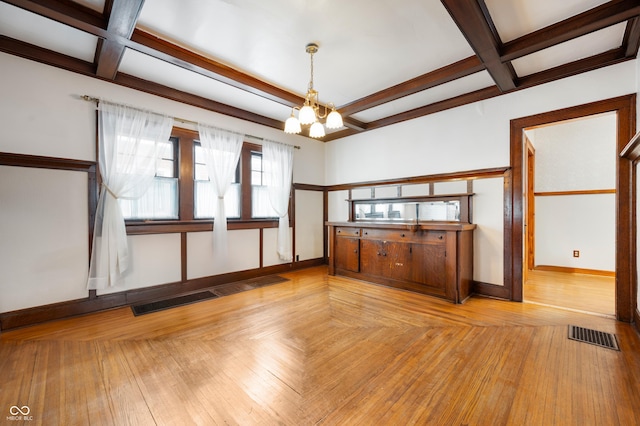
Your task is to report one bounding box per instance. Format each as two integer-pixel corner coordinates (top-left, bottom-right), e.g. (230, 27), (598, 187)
(119, 137), (179, 220)
(193, 142), (241, 219)
(250, 151), (278, 219)
(122, 128), (288, 231)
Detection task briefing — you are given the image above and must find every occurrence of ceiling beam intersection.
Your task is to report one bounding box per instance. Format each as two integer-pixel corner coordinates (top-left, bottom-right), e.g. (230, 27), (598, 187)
(441, 0), (517, 92)
(94, 0), (144, 79)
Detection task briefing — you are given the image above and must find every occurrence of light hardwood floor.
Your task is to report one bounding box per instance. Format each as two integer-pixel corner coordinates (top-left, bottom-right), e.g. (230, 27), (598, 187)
(524, 269), (616, 317)
(2, 266), (639, 425)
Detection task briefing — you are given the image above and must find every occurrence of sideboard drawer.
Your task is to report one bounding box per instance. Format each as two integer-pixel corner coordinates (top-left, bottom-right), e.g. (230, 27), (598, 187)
(362, 228), (413, 241)
(336, 227), (361, 237)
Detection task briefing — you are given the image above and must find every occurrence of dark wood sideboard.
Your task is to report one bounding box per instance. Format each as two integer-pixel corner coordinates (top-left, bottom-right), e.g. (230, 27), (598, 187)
(327, 221), (476, 303)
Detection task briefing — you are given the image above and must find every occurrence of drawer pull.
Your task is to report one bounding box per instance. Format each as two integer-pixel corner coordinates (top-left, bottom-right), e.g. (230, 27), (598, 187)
(438, 235), (443, 240)
(401, 233), (405, 237)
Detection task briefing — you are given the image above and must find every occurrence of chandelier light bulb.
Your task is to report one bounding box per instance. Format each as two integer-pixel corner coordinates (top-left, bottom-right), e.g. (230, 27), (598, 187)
(326, 108), (343, 129)
(309, 121), (326, 138)
(284, 113), (301, 134)
(298, 105), (316, 125)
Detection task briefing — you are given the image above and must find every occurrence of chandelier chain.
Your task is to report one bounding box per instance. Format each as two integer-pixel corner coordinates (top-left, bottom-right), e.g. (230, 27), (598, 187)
(308, 50), (315, 92)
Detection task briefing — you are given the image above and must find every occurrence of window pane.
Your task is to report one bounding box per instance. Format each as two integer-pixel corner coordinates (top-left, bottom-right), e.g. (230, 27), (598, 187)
(120, 138), (178, 220)
(251, 153), (263, 185)
(194, 181), (240, 219)
(156, 159), (175, 178)
(252, 185), (278, 218)
(120, 177), (178, 219)
(194, 140), (241, 218)
(194, 163), (209, 181)
(251, 171), (262, 185)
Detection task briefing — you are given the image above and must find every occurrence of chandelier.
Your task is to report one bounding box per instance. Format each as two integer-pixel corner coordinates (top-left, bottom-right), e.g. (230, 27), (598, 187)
(284, 43), (343, 138)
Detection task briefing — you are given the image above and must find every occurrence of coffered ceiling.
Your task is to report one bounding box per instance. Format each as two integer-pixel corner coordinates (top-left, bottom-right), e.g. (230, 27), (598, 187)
(1, 0), (638, 141)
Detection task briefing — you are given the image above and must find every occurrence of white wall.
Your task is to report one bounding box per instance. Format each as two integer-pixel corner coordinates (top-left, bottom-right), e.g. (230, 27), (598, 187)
(295, 190), (325, 261)
(325, 60), (638, 286)
(535, 195), (615, 271)
(0, 52), (326, 313)
(0, 166), (89, 311)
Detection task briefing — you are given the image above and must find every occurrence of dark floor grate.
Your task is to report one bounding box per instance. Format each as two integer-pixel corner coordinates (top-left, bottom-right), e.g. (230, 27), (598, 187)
(131, 291), (218, 316)
(568, 325), (619, 351)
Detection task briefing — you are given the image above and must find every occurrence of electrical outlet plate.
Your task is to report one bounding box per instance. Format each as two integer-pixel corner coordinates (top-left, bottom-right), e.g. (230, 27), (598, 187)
(573, 250), (580, 258)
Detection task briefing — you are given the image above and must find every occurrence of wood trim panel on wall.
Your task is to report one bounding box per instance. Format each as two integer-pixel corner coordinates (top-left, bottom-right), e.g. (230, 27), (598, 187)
(0, 151), (321, 330)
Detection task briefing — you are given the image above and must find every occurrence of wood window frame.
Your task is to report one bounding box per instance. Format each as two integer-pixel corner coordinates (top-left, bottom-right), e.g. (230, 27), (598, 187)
(125, 127), (287, 235)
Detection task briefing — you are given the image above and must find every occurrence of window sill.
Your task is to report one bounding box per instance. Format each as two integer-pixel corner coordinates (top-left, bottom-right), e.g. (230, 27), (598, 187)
(125, 219), (282, 235)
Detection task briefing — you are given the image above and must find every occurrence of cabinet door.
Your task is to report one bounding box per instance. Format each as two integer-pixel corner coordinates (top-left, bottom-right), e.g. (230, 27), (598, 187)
(386, 241), (412, 281)
(335, 237), (360, 272)
(411, 243), (447, 291)
(360, 239), (386, 276)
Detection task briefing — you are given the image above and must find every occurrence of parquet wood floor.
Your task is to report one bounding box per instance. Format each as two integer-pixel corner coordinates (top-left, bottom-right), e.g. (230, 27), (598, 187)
(1, 266), (639, 425)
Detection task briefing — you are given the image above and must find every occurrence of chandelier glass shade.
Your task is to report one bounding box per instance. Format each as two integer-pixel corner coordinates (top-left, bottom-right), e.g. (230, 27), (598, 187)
(284, 43), (343, 138)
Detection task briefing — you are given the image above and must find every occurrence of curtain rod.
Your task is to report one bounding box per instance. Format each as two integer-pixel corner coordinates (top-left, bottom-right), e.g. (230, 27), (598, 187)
(80, 95), (300, 149)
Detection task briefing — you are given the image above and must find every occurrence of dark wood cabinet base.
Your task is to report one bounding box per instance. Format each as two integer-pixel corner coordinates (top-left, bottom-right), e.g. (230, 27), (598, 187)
(328, 222), (475, 303)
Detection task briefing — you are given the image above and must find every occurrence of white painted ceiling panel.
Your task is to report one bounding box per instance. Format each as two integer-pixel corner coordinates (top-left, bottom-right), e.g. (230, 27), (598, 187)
(512, 23), (626, 77)
(0, 3), (98, 63)
(70, 0), (105, 13)
(0, 0), (635, 141)
(485, 0), (610, 42)
(136, 0), (476, 105)
(118, 48), (293, 122)
(352, 70), (495, 122)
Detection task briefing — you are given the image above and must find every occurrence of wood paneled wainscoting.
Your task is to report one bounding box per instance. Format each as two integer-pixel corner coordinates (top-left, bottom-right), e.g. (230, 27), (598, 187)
(2, 267), (639, 425)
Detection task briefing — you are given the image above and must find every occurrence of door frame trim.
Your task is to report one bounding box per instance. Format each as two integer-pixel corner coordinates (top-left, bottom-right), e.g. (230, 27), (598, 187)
(507, 94), (636, 322)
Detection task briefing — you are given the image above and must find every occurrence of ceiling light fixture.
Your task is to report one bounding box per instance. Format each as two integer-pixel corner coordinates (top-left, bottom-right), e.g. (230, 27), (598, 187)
(284, 43), (343, 138)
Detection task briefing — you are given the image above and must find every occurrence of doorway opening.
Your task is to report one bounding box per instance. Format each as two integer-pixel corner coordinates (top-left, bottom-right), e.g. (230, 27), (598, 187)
(522, 113), (617, 317)
(507, 94), (636, 322)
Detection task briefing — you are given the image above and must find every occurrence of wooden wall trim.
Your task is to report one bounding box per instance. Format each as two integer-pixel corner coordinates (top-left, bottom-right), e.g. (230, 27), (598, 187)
(621, 130), (640, 161)
(325, 167), (509, 192)
(0, 258), (325, 331)
(534, 265), (615, 277)
(473, 281), (511, 300)
(0, 152), (95, 171)
(534, 189), (616, 196)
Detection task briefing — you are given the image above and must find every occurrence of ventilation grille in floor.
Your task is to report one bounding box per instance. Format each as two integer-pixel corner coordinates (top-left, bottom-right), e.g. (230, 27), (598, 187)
(131, 291), (218, 316)
(568, 325), (620, 351)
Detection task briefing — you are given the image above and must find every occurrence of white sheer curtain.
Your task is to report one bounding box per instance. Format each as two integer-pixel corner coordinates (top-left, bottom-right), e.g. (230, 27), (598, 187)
(88, 101), (174, 289)
(263, 140), (294, 261)
(197, 124), (243, 255)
